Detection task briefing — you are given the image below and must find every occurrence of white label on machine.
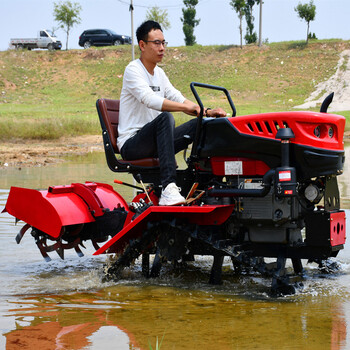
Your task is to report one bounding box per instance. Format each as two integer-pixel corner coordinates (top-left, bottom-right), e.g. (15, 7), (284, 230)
(225, 161), (243, 175)
(244, 182), (263, 189)
(279, 170), (291, 182)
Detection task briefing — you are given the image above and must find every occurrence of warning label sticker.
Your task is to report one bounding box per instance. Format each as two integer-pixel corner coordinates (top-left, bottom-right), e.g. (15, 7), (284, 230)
(225, 161), (243, 175)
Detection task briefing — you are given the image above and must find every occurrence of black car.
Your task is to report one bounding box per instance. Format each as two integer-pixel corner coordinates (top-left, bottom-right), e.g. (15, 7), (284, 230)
(79, 29), (132, 49)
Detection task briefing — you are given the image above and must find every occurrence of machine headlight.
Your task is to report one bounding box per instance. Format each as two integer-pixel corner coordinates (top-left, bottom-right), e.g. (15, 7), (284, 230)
(328, 127), (334, 138)
(314, 126), (321, 138)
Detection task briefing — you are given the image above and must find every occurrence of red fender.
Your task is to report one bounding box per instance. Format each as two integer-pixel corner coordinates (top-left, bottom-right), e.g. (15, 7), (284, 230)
(94, 204), (235, 255)
(3, 182), (128, 239)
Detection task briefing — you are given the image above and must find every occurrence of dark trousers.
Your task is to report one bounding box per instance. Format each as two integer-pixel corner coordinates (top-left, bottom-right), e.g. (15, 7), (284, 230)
(120, 112), (197, 188)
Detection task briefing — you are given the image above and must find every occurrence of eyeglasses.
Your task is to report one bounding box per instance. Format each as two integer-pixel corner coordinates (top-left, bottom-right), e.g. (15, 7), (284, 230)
(144, 40), (168, 47)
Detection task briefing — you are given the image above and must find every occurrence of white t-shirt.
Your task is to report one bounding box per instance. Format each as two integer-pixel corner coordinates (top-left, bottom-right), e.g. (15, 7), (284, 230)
(117, 59), (186, 151)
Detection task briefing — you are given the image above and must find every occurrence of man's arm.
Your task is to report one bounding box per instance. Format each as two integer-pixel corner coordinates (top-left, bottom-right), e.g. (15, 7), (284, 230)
(160, 68), (227, 117)
(161, 99), (199, 116)
(162, 99), (227, 118)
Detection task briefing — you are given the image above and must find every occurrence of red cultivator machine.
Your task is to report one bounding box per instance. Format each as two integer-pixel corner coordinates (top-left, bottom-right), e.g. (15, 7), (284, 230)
(4, 83), (347, 295)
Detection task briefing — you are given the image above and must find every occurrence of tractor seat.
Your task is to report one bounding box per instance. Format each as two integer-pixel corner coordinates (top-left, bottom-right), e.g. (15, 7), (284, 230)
(96, 98), (160, 172)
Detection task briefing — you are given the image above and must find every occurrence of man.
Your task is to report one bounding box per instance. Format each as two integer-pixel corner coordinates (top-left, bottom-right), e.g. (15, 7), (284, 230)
(118, 20), (226, 206)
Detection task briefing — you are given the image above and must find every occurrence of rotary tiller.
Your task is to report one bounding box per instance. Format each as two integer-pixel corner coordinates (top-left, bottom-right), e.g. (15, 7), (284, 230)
(3, 83), (346, 295)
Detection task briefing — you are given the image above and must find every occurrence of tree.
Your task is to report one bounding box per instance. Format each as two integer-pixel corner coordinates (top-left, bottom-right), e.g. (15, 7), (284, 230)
(53, 1), (82, 50)
(146, 6), (171, 30)
(244, 0), (260, 44)
(258, 0), (262, 47)
(181, 0), (200, 46)
(230, 0), (246, 49)
(295, 0), (316, 44)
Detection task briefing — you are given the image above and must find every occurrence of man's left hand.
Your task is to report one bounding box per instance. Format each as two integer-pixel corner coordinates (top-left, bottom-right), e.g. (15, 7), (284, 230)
(206, 108), (227, 118)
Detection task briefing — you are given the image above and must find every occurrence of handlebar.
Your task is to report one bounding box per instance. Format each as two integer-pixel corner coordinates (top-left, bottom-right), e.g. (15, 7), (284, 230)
(189, 82), (236, 159)
(190, 82), (236, 117)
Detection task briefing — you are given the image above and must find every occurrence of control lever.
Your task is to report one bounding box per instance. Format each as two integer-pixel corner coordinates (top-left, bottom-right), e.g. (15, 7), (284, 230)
(136, 174), (152, 203)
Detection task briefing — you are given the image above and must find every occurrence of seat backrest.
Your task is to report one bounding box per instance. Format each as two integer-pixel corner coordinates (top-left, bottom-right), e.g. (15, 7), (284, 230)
(97, 98), (160, 174)
(97, 98), (120, 153)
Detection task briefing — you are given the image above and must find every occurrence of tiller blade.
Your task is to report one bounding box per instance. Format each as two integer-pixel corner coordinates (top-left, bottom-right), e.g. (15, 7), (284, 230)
(3, 182), (128, 260)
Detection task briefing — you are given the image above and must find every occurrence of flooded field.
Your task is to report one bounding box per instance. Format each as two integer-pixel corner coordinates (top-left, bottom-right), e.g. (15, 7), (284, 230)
(0, 146), (349, 349)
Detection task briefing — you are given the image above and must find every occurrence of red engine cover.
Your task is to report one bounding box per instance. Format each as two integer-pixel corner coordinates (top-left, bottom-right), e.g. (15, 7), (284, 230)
(210, 157), (270, 176)
(228, 111), (345, 150)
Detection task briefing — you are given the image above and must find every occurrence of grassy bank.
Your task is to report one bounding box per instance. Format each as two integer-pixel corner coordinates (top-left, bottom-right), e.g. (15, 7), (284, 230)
(0, 39), (349, 140)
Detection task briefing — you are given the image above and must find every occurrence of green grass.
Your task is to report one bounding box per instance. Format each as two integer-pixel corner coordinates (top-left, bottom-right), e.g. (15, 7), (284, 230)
(1, 40), (349, 140)
(148, 332), (165, 350)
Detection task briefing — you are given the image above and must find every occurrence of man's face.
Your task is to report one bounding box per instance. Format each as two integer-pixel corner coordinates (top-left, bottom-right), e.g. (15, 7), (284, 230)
(141, 29), (165, 64)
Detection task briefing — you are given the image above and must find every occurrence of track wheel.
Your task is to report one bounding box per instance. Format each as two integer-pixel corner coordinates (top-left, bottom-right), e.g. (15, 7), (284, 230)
(103, 226), (159, 281)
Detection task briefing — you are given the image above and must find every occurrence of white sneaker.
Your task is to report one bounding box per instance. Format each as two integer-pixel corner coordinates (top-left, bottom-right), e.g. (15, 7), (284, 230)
(159, 183), (186, 206)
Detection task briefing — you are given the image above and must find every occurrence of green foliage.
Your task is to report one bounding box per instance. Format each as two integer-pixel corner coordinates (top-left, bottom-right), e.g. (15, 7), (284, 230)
(148, 334), (165, 350)
(230, 0), (246, 13)
(244, 0), (260, 44)
(181, 0), (200, 46)
(53, 1), (82, 50)
(230, 0), (246, 48)
(295, 1), (316, 23)
(295, 1), (316, 43)
(308, 32), (317, 40)
(146, 6), (171, 30)
(0, 115), (98, 140)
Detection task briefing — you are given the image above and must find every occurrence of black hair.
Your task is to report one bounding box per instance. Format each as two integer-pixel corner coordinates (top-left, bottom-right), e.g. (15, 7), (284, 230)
(136, 20), (163, 43)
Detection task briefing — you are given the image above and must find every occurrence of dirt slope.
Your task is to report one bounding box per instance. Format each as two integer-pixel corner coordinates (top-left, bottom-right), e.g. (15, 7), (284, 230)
(295, 50), (350, 111)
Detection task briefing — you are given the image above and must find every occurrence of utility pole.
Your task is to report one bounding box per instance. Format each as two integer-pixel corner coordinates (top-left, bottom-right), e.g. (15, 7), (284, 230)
(130, 0), (134, 60)
(129, 0), (136, 191)
(258, 0), (262, 47)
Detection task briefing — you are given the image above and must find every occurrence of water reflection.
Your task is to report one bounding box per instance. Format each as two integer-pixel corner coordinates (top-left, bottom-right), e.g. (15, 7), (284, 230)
(5, 299), (139, 350)
(3, 287), (350, 350)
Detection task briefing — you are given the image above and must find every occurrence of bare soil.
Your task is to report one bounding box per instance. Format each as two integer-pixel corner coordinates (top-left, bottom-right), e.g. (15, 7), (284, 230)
(0, 135), (104, 169)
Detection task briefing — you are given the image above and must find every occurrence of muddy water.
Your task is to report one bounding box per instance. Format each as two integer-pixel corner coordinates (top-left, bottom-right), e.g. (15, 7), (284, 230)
(0, 147), (350, 350)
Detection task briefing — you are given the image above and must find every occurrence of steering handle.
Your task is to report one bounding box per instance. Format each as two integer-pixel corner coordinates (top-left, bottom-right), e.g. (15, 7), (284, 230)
(190, 82), (236, 117)
(189, 82), (236, 159)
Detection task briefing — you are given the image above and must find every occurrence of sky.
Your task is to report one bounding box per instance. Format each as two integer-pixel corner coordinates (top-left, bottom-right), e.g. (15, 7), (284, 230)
(0, 0), (349, 51)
